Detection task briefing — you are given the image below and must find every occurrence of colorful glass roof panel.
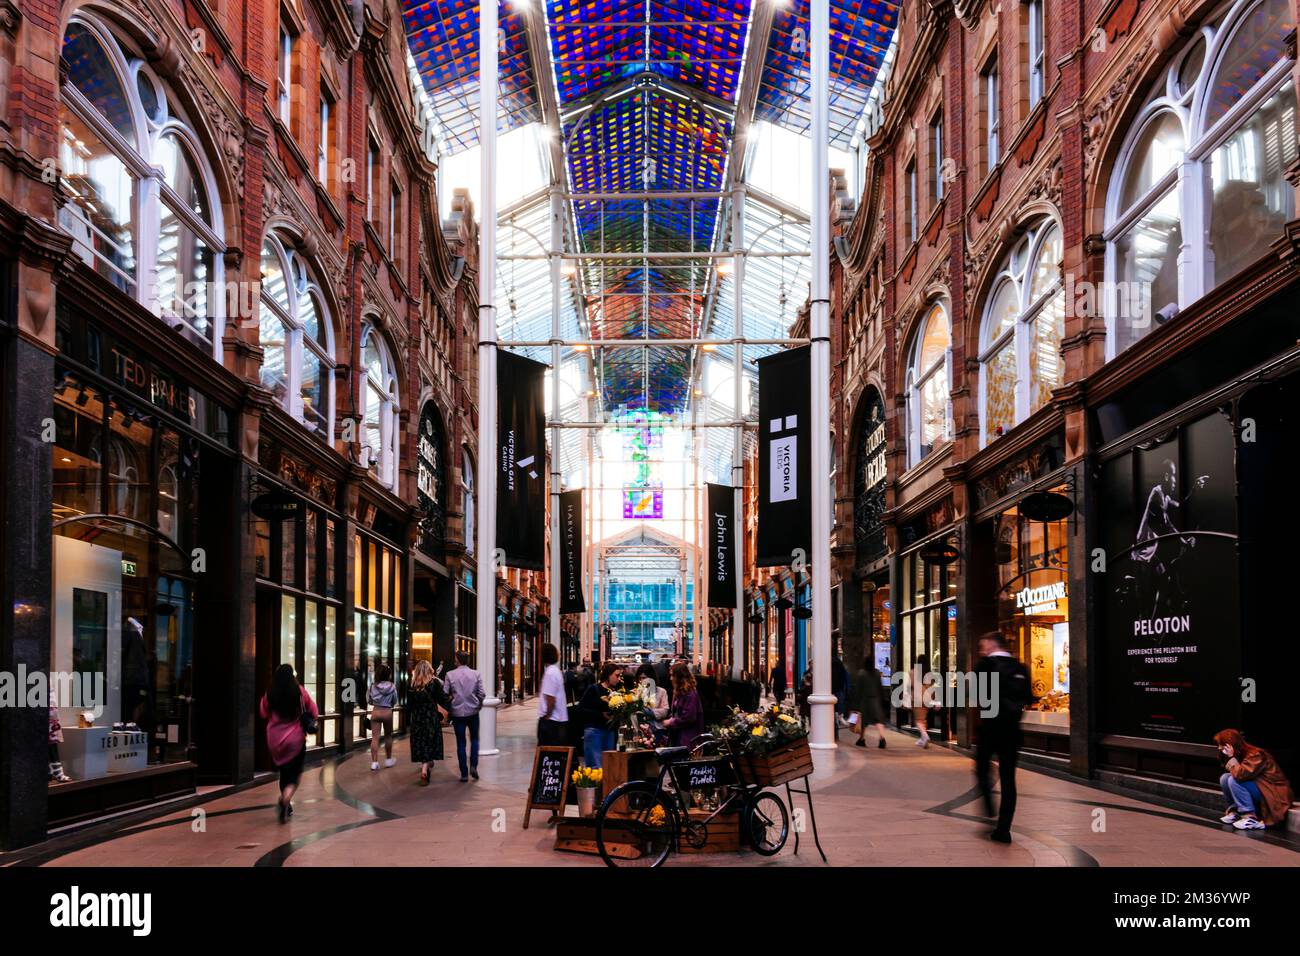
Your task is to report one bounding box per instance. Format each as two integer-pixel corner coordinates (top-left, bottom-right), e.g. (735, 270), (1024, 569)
(755, 0), (899, 145)
(403, 0), (542, 153)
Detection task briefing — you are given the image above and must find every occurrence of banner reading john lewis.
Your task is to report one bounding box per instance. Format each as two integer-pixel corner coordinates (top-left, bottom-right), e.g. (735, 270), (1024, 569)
(756, 347), (811, 567)
(1100, 409), (1241, 742)
(559, 489), (585, 614)
(497, 352), (547, 570)
(706, 483), (736, 608)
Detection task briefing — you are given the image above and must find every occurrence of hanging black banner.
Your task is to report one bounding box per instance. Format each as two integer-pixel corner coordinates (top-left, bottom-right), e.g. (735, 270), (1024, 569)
(706, 483), (736, 608)
(559, 489), (586, 614)
(756, 346), (812, 567)
(496, 351), (547, 570)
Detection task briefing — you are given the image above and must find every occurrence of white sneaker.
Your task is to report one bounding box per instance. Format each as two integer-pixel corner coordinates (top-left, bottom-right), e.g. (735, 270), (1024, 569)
(915, 738), (927, 748)
(1232, 816), (1265, 830)
(1219, 810), (1240, 824)
(383, 757), (396, 768)
(370, 761), (379, 771)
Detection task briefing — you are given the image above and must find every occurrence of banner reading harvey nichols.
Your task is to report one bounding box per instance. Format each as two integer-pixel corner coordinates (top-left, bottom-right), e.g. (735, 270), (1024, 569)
(756, 346), (811, 567)
(496, 351), (547, 570)
(706, 483), (736, 608)
(559, 489), (585, 614)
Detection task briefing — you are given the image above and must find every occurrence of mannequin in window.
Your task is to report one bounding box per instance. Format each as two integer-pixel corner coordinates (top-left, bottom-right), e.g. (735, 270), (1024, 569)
(121, 616), (149, 729)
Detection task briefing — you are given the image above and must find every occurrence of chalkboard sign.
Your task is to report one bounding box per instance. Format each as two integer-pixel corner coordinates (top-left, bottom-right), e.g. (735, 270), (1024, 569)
(523, 746), (574, 829)
(674, 757), (735, 791)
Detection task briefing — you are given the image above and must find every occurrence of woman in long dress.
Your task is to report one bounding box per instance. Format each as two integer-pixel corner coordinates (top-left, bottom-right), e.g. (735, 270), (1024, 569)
(408, 660), (451, 785)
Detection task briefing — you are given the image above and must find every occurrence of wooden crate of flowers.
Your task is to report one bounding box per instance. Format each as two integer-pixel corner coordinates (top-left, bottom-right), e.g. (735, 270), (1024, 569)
(717, 704), (814, 787)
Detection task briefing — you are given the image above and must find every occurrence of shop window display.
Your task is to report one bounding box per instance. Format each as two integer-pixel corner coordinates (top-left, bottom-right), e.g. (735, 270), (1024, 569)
(50, 374), (201, 781)
(992, 491), (1070, 726)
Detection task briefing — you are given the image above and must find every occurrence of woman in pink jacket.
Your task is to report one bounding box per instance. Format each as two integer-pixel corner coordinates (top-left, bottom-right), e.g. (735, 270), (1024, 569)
(259, 664), (318, 823)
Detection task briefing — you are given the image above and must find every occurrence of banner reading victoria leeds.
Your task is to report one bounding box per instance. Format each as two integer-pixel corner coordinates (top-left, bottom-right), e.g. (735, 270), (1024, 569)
(559, 489), (585, 614)
(706, 483), (735, 608)
(756, 347), (811, 567)
(496, 352), (547, 570)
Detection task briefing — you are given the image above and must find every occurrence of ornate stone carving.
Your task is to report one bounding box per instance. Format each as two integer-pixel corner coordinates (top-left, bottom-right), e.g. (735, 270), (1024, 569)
(1025, 156), (1064, 211)
(1082, 41), (1153, 183)
(178, 62), (245, 195)
(963, 231), (1000, 310)
(952, 0), (986, 30)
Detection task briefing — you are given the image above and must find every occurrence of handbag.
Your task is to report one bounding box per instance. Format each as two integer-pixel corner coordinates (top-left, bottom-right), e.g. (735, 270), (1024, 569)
(299, 690), (317, 735)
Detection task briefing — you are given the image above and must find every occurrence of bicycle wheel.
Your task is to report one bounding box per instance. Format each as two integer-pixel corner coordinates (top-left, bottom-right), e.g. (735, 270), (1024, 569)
(745, 791), (789, 856)
(595, 783), (678, 868)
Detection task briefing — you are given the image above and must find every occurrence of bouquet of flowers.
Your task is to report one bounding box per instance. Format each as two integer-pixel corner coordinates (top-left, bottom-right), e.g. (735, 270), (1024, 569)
(571, 766), (603, 789)
(714, 703), (808, 756)
(605, 685), (653, 728)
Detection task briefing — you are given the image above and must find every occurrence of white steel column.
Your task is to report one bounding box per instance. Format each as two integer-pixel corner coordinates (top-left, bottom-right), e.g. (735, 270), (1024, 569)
(583, 394), (594, 661)
(730, 184), (745, 678)
(549, 186), (563, 652)
(476, 0), (501, 756)
(808, 0), (835, 750)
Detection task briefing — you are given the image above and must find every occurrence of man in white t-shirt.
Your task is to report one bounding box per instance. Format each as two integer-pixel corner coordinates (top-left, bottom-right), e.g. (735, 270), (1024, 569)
(537, 643), (569, 747)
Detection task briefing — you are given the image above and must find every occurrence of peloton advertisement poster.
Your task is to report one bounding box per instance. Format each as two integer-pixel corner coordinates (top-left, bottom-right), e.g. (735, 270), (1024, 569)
(496, 351), (548, 570)
(756, 346), (811, 567)
(1100, 411), (1240, 742)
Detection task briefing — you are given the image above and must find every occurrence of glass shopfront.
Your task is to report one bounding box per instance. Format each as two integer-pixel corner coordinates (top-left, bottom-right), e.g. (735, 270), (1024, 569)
(50, 303), (235, 786)
(255, 499), (343, 749)
(991, 489), (1071, 730)
(896, 543), (958, 740)
(353, 532), (407, 737)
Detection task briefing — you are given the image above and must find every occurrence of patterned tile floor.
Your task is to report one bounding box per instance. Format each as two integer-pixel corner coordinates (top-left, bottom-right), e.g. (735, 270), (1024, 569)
(9, 703), (1300, 867)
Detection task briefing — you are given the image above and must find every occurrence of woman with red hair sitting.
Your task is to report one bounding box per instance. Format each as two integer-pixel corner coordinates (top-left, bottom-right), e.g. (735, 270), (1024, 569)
(1215, 729), (1293, 831)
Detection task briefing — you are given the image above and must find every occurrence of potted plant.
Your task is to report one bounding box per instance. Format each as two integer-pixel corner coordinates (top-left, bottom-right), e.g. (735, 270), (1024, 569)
(571, 766), (602, 818)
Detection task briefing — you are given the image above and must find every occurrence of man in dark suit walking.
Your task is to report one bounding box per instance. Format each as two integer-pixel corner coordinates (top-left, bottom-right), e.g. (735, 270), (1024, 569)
(975, 631), (1033, 843)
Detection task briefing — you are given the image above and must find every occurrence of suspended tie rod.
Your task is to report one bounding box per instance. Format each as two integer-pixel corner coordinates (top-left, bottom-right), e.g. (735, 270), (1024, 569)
(498, 337), (809, 348)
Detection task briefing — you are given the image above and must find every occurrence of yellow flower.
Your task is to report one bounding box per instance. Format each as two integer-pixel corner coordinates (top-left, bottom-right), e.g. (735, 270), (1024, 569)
(751, 726), (765, 736)
(779, 714), (797, 724)
(648, 805), (667, 827)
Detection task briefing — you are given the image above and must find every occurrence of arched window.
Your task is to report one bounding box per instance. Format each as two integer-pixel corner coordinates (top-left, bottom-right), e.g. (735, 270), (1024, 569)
(259, 234), (335, 441)
(462, 449), (476, 554)
(905, 301), (952, 466)
(58, 17), (225, 355)
(979, 219), (1065, 444)
(361, 324), (400, 491)
(1105, 0), (1296, 357)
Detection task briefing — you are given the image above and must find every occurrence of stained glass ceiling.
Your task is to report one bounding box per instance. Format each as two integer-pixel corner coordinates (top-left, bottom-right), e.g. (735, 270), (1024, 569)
(401, 0), (898, 415)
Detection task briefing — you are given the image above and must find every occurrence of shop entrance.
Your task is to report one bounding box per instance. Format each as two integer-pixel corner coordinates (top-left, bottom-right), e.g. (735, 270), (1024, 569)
(896, 544), (958, 741)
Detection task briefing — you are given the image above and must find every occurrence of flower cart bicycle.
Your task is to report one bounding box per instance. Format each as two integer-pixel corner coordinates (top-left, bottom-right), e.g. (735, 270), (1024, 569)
(593, 734), (790, 867)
